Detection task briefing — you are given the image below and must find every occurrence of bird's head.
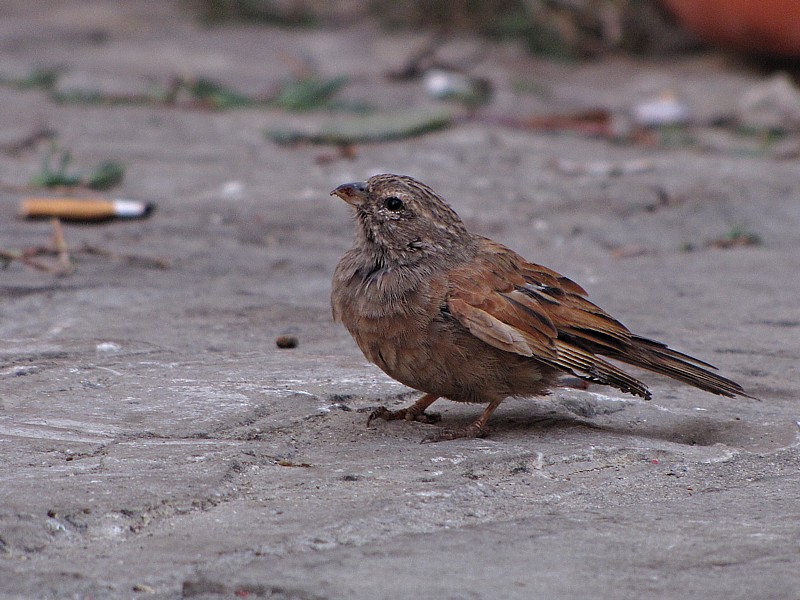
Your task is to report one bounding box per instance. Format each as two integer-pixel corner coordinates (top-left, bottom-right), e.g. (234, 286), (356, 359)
(331, 174), (473, 267)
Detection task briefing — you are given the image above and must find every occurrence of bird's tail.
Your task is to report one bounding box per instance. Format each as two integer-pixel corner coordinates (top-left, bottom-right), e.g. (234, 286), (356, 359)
(612, 336), (752, 399)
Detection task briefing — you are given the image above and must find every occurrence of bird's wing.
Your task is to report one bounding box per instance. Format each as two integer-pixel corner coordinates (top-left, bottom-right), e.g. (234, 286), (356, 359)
(447, 239), (652, 398)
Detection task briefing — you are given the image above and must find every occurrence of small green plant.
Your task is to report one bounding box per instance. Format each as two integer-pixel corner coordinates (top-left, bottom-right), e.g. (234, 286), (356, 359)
(715, 225), (762, 248)
(29, 148), (125, 190)
(269, 75), (349, 111)
(187, 78), (255, 109)
(0, 67), (60, 90)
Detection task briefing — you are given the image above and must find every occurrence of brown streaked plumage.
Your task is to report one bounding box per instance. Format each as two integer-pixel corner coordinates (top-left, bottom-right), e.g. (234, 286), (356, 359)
(330, 174), (750, 442)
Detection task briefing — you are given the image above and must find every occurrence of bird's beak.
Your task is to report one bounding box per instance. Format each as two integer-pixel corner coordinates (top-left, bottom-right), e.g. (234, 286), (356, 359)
(330, 181), (368, 207)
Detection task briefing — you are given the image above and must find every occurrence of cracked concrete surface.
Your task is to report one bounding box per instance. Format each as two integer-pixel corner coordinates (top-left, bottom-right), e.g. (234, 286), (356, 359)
(1, 1), (799, 598)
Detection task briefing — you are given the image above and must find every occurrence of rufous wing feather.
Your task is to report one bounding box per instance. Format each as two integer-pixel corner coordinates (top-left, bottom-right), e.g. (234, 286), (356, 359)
(447, 238), (749, 399)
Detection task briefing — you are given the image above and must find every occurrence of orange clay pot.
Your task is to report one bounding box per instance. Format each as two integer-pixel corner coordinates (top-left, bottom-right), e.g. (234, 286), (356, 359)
(662, 0), (800, 57)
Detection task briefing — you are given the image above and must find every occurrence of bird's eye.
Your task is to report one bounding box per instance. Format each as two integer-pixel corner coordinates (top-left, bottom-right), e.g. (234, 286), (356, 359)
(383, 196), (404, 211)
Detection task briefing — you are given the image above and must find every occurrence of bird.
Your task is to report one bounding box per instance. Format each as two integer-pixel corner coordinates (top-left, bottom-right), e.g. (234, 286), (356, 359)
(330, 174), (750, 442)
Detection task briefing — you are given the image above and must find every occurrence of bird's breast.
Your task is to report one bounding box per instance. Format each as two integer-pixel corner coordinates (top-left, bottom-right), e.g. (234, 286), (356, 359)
(332, 260), (446, 379)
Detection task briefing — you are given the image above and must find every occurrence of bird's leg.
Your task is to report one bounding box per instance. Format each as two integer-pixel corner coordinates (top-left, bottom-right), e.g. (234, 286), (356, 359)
(367, 393), (441, 426)
(421, 397), (504, 443)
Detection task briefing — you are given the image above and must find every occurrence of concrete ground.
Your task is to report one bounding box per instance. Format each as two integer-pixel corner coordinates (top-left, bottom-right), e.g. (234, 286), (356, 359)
(1, 2), (799, 599)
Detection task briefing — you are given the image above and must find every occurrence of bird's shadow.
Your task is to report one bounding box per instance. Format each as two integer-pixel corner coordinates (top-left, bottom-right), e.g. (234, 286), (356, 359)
(411, 400), (768, 450)
(352, 390), (793, 451)
(492, 411), (718, 447)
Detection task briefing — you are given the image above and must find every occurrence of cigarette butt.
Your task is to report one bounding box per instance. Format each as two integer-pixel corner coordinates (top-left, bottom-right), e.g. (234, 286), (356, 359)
(19, 198), (154, 221)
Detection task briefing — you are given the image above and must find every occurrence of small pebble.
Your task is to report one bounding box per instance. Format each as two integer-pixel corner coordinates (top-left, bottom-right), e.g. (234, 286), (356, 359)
(275, 335), (299, 349)
(96, 341), (122, 352)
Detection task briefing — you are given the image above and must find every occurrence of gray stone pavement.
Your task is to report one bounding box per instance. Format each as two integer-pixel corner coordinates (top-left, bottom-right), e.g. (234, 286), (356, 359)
(1, 2), (799, 598)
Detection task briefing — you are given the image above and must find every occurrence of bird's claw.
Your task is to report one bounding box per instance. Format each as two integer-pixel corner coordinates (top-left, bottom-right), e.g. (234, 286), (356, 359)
(367, 407), (441, 427)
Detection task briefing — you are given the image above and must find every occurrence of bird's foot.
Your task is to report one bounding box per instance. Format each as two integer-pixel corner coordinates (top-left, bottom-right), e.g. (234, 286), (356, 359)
(420, 422), (489, 443)
(367, 406), (441, 427)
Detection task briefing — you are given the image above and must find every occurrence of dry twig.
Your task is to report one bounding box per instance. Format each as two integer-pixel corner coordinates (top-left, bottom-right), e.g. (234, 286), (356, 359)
(0, 220), (170, 274)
